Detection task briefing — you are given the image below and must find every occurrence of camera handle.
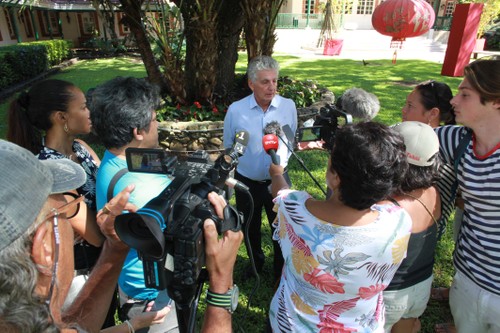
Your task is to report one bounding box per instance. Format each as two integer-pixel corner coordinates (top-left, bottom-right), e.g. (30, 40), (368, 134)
(176, 203), (243, 332)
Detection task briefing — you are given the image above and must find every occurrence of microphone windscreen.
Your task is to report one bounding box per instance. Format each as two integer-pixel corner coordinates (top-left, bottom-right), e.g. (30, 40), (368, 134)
(264, 121), (282, 136)
(340, 88), (380, 120)
(235, 130), (250, 145)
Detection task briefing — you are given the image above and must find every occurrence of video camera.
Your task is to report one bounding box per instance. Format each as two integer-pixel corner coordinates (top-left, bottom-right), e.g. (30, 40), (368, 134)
(115, 145), (244, 308)
(296, 104), (353, 150)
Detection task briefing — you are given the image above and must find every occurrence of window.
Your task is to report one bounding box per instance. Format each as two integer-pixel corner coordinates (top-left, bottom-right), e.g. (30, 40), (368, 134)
(444, 0), (455, 16)
(357, 0), (375, 14)
(4, 8), (16, 39)
(117, 12), (130, 36)
(304, 0), (316, 14)
(19, 9), (34, 38)
(78, 12), (98, 36)
(37, 11), (61, 37)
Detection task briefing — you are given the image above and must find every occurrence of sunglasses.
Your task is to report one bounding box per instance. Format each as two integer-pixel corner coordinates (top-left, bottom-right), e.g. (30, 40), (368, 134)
(43, 193), (85, 308)
(421, 80), (440, 108)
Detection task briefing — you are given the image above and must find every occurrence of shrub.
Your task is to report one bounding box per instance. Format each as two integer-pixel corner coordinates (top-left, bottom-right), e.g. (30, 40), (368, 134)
(0, 40), (71, 91)
(160, 101), (227, 122)
(3, 45), (48, 84)
(0, 54), (16, 89)
(158, 76), (326, 122)
(278, 76), (326, 108)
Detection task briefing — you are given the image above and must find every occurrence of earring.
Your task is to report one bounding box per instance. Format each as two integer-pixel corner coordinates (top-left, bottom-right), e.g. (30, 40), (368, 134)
(64, 123), (69, 133)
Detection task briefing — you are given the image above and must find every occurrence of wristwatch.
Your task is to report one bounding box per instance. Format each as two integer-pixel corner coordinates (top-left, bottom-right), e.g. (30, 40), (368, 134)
(206, 284), (239, 313)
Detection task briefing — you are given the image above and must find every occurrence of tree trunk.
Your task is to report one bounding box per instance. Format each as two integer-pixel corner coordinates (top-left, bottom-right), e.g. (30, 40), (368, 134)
(178, 0), (220, 104)
(119, 0), (168, 95)
(214, 2), (245, 103)
(243, 0), (282, 60)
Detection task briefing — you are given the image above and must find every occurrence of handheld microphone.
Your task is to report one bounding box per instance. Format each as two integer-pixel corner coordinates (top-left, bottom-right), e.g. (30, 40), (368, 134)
(215, 130), (249, 188)
(262, 134), (280, 165)
(221, 130), (249, 169)
(336, 88), (380, 121)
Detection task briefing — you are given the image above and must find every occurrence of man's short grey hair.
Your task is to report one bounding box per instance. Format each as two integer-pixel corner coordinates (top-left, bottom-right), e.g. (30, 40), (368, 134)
(247, 56), (280, 82)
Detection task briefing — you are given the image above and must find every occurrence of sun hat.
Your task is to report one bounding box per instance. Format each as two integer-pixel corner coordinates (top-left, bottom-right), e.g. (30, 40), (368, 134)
(393, 121), (440, 167)
(0, 140), (86, 251)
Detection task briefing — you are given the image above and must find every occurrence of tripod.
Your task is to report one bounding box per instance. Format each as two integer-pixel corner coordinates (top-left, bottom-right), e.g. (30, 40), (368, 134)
(173, 268), (209, 333)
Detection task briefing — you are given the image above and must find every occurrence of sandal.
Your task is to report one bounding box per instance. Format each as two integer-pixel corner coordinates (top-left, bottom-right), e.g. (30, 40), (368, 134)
(435, 323), (456, 333)
(431, 287), (450, 302)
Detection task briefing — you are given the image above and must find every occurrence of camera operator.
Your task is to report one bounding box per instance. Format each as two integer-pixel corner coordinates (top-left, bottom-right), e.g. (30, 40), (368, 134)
(90, 77), (178, 332)
(223, 55), (297, 282)
(90, 76), (244, 333)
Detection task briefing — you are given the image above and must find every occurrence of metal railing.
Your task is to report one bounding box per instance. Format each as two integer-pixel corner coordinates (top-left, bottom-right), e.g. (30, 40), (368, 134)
(276, 13), (324, 29)
(433, 16), (452, 31)
(276, 13), (452, 31)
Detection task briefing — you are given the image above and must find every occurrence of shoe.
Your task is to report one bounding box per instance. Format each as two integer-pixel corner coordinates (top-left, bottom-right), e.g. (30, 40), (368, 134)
(431, 287), (450, 302)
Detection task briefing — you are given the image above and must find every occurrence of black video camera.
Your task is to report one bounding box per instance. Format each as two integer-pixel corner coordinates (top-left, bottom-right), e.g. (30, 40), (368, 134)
(296, 104), (353, 150)
(115, 148), (243, 307)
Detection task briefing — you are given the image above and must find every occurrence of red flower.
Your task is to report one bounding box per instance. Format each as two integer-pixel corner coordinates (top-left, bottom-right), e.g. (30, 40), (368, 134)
(212, 107), (219, 114)
(194, 101), (202, 109)
(176, 103), (181, 110)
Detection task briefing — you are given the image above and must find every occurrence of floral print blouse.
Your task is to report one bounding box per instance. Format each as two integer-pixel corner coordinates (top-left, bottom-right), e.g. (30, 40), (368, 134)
(38, 140), (98, 211)
(269, 190), (411, 333)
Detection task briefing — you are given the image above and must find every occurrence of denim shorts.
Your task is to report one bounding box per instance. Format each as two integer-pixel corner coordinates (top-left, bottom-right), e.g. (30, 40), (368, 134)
(382, 275), (433, 332)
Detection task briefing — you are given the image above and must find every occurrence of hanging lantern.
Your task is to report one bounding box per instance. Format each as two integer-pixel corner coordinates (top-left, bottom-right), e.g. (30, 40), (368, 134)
(372, 0), (436, 51)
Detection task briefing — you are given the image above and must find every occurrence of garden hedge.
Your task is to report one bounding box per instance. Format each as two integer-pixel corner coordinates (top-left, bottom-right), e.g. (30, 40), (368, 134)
(0, 39), (72, 91)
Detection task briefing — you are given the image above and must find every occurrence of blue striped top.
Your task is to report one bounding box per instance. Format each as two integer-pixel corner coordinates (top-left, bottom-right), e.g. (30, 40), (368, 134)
(436, 125), (500, 296)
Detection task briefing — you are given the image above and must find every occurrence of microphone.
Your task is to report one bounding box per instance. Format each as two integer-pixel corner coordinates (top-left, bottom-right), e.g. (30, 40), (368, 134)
(262, 134), (280, 165)
(219, 130), (249, 170)
(214, 130), (249, 188)
(281, 124), (296, 149)
(335, 88), (380, 121)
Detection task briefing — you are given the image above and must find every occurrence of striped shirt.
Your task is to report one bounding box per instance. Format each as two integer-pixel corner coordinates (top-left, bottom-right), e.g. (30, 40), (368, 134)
(436, 125), (500, 296)
(436, 162), (457, 240)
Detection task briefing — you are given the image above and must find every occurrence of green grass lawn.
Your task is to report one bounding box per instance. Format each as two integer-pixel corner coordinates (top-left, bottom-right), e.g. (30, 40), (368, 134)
(0, 55), (462, 332)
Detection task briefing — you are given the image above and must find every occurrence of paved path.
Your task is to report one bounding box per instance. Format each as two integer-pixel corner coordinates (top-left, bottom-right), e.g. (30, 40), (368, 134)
(274, 29), (448, 63)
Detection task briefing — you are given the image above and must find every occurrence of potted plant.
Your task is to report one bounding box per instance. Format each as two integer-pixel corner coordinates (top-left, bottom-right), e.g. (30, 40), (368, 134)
(318, 0), (351, 55)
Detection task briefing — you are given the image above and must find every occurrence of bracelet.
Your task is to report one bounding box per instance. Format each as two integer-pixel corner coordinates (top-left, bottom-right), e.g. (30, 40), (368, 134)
(125, 320), (135, 333)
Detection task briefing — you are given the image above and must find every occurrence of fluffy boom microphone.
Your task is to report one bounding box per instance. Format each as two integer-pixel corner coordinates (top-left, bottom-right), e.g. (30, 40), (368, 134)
(335, 87), (380, 121)
(263, 120), (282, 136)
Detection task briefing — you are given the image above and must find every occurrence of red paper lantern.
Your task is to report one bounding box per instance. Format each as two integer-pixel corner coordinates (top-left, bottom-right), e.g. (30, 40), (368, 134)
(372, 0), (436, 49)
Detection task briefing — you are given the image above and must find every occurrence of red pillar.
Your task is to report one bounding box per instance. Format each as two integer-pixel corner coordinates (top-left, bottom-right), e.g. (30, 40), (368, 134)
(441, 3), (484, 77)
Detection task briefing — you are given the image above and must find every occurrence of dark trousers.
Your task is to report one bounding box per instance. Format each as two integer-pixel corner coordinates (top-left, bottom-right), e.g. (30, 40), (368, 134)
(234, 170), (291, 280)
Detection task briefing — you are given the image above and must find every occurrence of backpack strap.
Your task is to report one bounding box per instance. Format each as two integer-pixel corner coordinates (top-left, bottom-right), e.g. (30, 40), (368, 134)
(107, 168), (129, 202)
(454, 128), (473, 174)
(450, 128), (473, 195)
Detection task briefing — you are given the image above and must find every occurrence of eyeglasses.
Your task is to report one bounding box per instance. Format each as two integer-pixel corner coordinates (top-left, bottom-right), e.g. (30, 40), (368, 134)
(43, 194), (85, 308)
(61, 192), (83, 219)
